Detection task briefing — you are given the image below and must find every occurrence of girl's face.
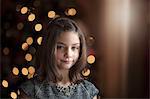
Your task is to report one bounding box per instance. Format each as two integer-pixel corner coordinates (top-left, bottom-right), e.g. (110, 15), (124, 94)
(55, 31), (80, 70)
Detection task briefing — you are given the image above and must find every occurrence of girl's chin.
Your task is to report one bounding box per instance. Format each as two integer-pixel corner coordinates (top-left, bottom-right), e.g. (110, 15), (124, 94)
(59, 64), (72, 70)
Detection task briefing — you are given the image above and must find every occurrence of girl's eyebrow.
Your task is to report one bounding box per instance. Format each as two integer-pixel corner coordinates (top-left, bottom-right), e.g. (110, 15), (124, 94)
(57, 42), (80, 46)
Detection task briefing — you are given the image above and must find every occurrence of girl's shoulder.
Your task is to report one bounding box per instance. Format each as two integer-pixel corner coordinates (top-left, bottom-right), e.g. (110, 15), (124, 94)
(79, 80), (99, 97)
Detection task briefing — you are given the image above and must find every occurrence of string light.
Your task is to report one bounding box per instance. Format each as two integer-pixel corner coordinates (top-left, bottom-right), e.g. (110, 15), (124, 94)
(35, 23), (42, 31)
(10, 92), (17, 99)
(26, 37), (33, 45)
(3, 47), (10, 55)
(82, 68), (90, 77)
(12, 67), (19, 76)
(21, 67), (28, 75)
(28, 13), (35, 21)
(2, 80), (8, 88)
(28, 66), (35, 74)
(21, 7), (28, 14)
(65, 8), (77, 16)
(48, 11), (56, 18)
(22, 43), (29, 51)
(87, 55), (95, 64)
(37, 36), (43, 45)
(25, 53), (32, 61)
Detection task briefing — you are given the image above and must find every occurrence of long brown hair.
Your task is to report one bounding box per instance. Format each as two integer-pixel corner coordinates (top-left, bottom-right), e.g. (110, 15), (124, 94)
(36, 17), (87, 83)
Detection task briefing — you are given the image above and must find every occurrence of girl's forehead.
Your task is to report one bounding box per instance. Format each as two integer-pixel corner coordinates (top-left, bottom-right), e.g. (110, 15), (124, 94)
(57, 31), (80, 45)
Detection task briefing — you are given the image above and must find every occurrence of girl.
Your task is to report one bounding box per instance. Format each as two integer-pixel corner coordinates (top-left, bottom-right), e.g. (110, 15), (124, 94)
(19, 17), (100, 99)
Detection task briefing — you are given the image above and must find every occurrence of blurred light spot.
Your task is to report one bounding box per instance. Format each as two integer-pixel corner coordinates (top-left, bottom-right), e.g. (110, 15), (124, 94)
(3, 47), (10, 55)
(22, 43), (29, 51)
(66, 8), (77, 16)
(12, 67), (19, 76)
(48, 11), (56, 18)
(28, 66), (35, 74)
(35, 23), (42, 31)
(37, 36), (43, 45)
(25, 53), (32, 61)
(87, 55), (95, 64)
(16, 4), (22, 12)
(21, 7), (28, 14)
(22, 67), (28, 75)
(26, 37), (33, 45)
(82, 68), (90, 77)
(10, 92), (17, 99)
(28, 13), (35, 21)
(17, 22), (24, 30)
(2, 80), (8, 88)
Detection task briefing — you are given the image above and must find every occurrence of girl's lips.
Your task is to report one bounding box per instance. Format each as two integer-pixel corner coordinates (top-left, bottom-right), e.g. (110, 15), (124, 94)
(61, 59), (73, 64)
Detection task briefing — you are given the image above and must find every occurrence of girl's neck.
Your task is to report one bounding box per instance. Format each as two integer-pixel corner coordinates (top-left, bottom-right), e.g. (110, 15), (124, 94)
(58, 69), (71, 85)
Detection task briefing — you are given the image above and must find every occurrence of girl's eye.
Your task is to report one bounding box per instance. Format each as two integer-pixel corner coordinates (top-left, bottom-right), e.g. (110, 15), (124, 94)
(72, 46), (79, 51)
(57, 45), (64, 50)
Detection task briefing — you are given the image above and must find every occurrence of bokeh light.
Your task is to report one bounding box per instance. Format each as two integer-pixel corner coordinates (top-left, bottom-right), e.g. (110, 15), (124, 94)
(35, 23), (42, 31)
(48, 11), (56, 18)
(37, 36), (43, 45)
(21, 67), (28, 75)
(87, 55), (95, 64)
(25, 53), (32, 61)
(3, 47), (10, 55)
(17, 22), (24, 30)
(82, 68), (90, 77)
(66, 8), (77, 16)
(12, 67), (19, 76)
(28, 66), (35, 74)
(26, 37), (33, 45)
(28, 13), (35, 21)
(21, 7), (28, 14)
(2, 80), (8, 88)
(10, 92), (17, 99)
(22, 42), (29, 51)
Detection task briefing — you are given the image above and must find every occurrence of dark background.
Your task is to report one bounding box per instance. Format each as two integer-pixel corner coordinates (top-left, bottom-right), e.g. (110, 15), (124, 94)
(1, 0), (149, 98)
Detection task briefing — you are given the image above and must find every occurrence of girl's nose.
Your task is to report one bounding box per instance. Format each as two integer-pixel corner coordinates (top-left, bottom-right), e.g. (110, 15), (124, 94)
(65, 48), (72, 58)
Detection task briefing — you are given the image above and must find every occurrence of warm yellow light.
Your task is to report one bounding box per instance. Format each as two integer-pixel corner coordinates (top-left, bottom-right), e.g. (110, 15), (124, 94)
(28, 13), (35, 21)
(67, 8), (77, 16)
(82, 68), (90, 77)
(21, 67), (28, 75)
(35, 23), (42, 31)
(28, 66), (35, 74)
(12, 67), (19, 75)
(87, 55), (95, 64)
(26, 37), (33, 45)
(37, 37), (43, 45)
(21, 7), (28, 14)
(17, 22), (24, 30)
(3, 47), (10, 55)
(2, 80), (8, 88)
(48, 11), (56, 18)
(25, 53), (32, 61)
(22, 43), (29, 51)
(10, 92), (17, 99)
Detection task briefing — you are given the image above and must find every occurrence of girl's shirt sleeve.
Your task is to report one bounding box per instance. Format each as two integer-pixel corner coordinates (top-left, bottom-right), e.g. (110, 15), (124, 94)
(83, 80), (99, 98)
(20, 79), (35, 97)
